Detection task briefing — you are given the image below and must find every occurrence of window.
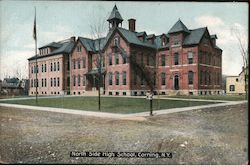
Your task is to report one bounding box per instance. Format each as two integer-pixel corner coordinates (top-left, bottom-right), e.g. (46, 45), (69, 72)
(188, 71), (194, 85)
(162, 37), (166, 46)
(54, 77), (56, 87)
(78, 60), (81, 69)
(78, 75), (81, 86)
(188, 52), (193, 64)
(114, 37), (119, 46)
(122, 71), (126, 85)
(83, 75), (86, 86)
(67, 77), (70, 87)
(73, 75), (76, 86)
(174, 53), (179, 65)
(77, 45), (82, 52)
(57, 77), (60, 87)
(161, 55), (166, 66)
(45, 64), (47, 72)
(31, 79), (33, 87)
(51, 78), (53, 87)
(73, 60), (76, 69)
(236, 78), (239, 82)
(134, 71), (137, 85)
(123, 56), (127, 64)
(208, 72), (211, 85)
(54, 62), (56, 71)
(36, 79), (39, 87)
(51, 63), (53, 71)
(31, 66), (33, 74)
(102, 56), (105, 67)
(146, 55), (149, 66)
(200, 71), (203, 85)
(141, 72), (145, 85)
(115, 72), (119, 85)
(141, 53), (144, 66)
(57, 62), (60, 71)
(161, 72), (166, 85)
(42, 64), (44, 72)
(115, 53), (119, 65)
(66, 60), (70, 71)
(109, 72), (113, 85)
(44, 78), (47, 87)
(109, 55), (112, 65)
(41, 78), (44, 87)
(36, 65), (39, 73)
(229, 85), (235, 91)
(83, 57), (86, 68)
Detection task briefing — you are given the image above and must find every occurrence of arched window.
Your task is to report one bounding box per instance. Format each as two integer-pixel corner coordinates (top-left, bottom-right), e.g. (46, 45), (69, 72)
(188, 71), (194, 85)
(115, 72), (119, 85)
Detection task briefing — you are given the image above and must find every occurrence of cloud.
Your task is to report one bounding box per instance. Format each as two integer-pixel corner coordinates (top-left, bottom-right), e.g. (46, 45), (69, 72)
(195, 15), (247, 75)
(195, 15), (224, 28)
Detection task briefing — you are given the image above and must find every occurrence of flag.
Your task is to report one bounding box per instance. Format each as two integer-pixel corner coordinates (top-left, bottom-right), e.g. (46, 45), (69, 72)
(33, 8), (36, 40)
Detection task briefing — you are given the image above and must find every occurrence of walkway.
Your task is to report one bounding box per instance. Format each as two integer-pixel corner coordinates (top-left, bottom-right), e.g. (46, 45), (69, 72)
(0, 100), (247, 120)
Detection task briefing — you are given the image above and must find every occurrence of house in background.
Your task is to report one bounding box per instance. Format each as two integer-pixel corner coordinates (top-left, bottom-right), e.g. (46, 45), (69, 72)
(226, 67), (248, 95)
(1, 78), (29, 96)
(28, 5), (223, 96)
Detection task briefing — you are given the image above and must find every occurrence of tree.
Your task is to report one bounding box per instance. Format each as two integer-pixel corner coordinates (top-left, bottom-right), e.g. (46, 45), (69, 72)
(231, 25), (249, 98)
(89, 9), (108, 111)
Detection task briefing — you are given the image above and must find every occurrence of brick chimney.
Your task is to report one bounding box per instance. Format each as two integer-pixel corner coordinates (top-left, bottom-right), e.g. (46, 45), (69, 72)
(128, 18), (136, 32)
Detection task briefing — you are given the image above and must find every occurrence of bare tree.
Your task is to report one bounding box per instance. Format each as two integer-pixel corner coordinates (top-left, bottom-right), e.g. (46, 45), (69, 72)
(89, 9), (108, 111)
(231, 25), (249, 98)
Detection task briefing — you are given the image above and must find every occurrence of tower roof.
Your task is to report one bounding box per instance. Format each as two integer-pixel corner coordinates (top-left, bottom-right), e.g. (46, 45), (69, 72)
(107, 5), (123, 22)
(168, 19), (190, 34)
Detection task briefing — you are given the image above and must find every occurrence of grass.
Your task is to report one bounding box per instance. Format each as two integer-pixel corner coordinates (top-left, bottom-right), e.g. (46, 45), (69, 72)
(163, 94), (247, 101)
(0, 96), (219, 114)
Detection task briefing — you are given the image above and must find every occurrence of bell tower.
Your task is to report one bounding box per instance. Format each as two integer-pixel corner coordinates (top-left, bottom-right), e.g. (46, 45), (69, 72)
(107, 5), (123, 29)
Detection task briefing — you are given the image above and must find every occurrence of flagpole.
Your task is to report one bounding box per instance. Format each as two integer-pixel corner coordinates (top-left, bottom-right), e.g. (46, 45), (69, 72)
(34, 7), (38, 105)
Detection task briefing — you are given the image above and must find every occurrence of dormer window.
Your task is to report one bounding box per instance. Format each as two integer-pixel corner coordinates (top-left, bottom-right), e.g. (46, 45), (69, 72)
(162, 38), (166, 46)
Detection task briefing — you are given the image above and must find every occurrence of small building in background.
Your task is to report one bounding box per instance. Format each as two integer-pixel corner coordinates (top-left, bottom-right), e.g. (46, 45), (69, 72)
(1, 77), (29, 96)
(226, 67), (248, 95)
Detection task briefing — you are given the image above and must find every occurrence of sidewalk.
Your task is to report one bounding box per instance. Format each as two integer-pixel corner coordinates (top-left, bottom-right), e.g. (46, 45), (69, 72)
(0, 100), (247, 120)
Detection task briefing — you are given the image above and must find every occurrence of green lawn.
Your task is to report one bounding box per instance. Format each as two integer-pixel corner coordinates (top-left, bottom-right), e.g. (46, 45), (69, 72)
(163, 94), (247, 101)
(0, 96), (219, 114)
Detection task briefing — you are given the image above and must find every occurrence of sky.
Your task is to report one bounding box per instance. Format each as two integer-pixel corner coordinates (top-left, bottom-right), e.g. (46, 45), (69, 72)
(0, 1), (248, 80)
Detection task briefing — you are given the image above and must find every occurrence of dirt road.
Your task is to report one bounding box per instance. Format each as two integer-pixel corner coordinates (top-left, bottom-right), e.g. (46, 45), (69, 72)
(0, 103), (248, 164)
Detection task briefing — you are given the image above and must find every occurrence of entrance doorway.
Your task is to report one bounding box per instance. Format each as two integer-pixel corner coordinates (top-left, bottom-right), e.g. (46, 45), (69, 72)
(174, 75), (179, 90)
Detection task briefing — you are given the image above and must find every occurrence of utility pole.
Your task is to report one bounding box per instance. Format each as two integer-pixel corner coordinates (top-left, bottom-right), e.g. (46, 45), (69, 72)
(33, 7), (38, 104)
